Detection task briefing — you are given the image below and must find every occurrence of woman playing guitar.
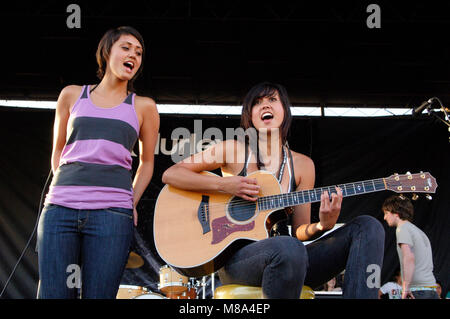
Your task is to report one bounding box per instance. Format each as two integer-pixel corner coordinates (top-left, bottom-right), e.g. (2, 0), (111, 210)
(162, 82), (385, 298)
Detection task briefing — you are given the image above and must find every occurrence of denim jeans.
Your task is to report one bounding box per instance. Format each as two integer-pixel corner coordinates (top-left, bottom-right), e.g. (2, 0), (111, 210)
(218, 235), (308, 299)
(37, 204), (134, 299)
(218, 215), (385, 299)
(305, 215), (385, 298)
(411, 290), (439, 299)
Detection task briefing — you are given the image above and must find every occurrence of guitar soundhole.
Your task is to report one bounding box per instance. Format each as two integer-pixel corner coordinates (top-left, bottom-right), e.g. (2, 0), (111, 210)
(228, 196), (257, 222)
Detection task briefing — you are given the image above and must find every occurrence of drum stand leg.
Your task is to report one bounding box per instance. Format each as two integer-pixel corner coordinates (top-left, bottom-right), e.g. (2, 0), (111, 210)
(202, 276), (206, 299)
(211, 273), (215, 299)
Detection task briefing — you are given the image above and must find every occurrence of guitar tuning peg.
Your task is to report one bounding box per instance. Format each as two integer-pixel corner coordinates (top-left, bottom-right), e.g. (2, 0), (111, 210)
(406, 171), (411, 175)
(425, 194), (433, 200)
(412, 194), (419, 201)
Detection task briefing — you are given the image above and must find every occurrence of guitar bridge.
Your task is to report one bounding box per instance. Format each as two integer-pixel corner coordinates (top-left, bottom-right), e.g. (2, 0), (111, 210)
(197, 195), (211, 234)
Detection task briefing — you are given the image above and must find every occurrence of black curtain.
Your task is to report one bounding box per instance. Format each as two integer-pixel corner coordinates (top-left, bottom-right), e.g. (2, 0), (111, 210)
(0, 106), (448, 298)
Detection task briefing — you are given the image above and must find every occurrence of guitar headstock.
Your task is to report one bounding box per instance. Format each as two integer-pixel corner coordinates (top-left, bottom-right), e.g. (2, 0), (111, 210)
(385, 172), (438, 195)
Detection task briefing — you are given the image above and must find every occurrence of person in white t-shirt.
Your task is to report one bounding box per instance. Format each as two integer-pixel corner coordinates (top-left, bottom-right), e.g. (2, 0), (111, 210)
(379, 269), (402, 299)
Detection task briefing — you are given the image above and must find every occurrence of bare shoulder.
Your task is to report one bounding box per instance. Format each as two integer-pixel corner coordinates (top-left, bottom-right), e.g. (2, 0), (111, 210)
(289, 150), (315, 188)
(57, 85), (83, 112)
(134, 95), (158, 113)
(290, 150), (315, 170)
(203, 139), (242, 159)
(224, 138), (245, 152)
(59, 85), (83, 101)
(221, 138), (248, 162)
(134, 95), (159, 129)
(220, 139), (247, 175)
(61, 84), (82, 94)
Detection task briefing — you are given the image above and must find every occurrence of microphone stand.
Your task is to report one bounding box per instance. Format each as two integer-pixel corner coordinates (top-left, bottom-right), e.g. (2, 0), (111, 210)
(424, 97), (450, 142)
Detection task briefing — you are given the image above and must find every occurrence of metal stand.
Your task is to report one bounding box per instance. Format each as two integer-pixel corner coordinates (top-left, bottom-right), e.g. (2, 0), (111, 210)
(424, 97), (450, 142)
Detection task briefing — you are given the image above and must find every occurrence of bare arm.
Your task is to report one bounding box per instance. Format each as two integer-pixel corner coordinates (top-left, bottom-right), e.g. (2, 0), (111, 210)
(292, 156), (324, 241)
(400, 243), (416, 299)
(132, 97), (160, 225)
(162, 140), (260, 201)
(51, 85), (81, 173)
(292, 154), (343, 241)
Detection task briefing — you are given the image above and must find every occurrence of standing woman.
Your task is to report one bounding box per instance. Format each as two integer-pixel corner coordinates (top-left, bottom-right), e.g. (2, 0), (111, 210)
(37, 26), (159, 298)
(162, 82), (384, 298)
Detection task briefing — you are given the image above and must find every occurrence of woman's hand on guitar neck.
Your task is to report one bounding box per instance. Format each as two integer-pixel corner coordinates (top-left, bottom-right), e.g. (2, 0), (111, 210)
(219, 176), (260, 202)
(318, 187), (343, 231)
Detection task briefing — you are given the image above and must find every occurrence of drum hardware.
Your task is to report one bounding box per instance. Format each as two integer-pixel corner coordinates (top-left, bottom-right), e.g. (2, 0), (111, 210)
(201, 276), (206, 299)
(123, 266), (218, 300)
(158, 265), (188, 294)
(158, 265), (209, 299)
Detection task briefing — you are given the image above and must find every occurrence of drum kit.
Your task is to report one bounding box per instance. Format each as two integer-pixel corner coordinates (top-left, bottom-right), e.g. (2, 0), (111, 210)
(116, 251), (206, 300)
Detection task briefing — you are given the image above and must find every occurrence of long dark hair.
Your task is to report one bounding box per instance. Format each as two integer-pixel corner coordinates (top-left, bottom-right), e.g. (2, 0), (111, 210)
(95, 26), (145, 92)
(240, 82), (293, 170)
(240, 82), (292, 145)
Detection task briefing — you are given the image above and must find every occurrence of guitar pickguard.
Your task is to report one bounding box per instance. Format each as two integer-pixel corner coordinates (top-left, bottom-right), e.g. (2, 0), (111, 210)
(211, 216), (254, 245)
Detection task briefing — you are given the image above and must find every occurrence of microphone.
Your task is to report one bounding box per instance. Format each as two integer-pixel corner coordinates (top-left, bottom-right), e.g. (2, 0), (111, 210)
(413, 98), (434, 115)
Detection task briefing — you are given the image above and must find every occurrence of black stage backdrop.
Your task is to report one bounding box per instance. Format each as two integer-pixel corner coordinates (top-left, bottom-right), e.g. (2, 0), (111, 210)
(0, 106), (448, 299)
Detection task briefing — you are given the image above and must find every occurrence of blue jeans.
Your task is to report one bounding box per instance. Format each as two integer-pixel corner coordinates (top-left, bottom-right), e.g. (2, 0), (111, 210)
(37, 204), (134, 299)
(218, 215), (385, 299)
(218, 236), (308, 299)
(305, 215), (385, 298)
(411, 290), (439, 299)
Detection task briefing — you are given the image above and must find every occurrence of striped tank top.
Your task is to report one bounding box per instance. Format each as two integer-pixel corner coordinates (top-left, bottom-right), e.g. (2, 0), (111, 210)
(45, 85), (140, 209)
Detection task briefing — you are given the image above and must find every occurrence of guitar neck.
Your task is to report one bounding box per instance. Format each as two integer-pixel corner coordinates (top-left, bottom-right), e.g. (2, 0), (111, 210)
(257, 178), (386, 211)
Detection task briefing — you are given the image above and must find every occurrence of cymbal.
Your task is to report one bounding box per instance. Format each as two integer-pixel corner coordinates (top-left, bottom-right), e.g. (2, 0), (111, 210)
(126, 251), (144, 269)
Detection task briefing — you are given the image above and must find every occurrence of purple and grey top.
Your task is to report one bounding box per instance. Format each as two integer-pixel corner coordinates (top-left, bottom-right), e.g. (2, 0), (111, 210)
(45, 85), (140, 209)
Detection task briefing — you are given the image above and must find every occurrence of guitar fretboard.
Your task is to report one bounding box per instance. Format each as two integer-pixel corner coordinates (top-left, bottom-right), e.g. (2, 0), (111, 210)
(257, 178), (386, 211)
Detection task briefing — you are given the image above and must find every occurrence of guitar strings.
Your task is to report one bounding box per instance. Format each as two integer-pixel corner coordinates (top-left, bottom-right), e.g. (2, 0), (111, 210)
(158, 174), (425, 221)
(160, 179), (387, 218)
(204, 179), (386, 210)
(165, 179), (387, 212)
(158, 173), (422, 212)
(173, 178), (389, 221)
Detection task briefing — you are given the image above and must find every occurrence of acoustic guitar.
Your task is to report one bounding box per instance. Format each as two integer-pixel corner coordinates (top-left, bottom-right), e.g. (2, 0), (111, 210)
(153, 171), (437, 277)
